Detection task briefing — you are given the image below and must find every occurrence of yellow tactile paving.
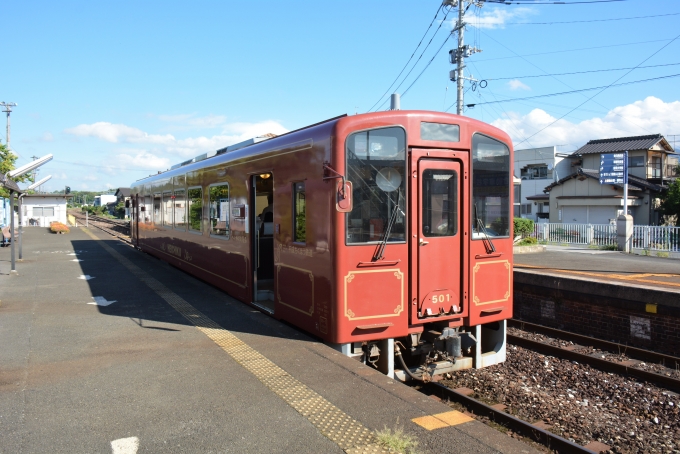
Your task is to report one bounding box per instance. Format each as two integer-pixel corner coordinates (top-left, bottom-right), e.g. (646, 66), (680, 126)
(411, 415), (450, 430)
(81, 228), (391, 453)
(515, 264), (680, 289)
(412, 410), (474, 431)
(433, 410), (474, 426)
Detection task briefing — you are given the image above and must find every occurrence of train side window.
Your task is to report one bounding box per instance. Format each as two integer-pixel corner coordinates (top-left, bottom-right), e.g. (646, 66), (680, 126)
(188, 187), (202, 232)
(209, 184), (230, 239)
(153, 193), (161, 225)
(345, 127), (407, 244)
(163, 191), (173, 227)
(173, 189), (186, 230)
(293, 182), (306, 243)
(472, 134), (510, 238)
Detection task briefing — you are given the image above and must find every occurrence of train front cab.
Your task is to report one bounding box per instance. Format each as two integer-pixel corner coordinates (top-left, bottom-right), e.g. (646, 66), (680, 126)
(332, 114), (513, 380)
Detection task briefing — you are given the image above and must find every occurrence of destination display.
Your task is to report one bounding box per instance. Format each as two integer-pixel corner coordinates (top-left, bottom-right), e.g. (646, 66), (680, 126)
(599, 151), (628, 185)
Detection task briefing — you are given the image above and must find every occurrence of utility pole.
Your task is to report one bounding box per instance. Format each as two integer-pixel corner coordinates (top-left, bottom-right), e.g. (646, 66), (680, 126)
(445, 1), (481, 115)
(0, 102), (17, 150)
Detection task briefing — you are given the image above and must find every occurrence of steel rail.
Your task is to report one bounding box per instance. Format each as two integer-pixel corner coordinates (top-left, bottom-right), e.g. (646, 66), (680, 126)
(509, 320), (680, 370)
(507, 334), (680, 393)
(425, 382), (593, 453)
(70, 212), (131, 244)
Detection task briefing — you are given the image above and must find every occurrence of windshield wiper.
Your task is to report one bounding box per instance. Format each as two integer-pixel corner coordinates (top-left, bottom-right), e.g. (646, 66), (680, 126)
(373, 191), (403, 261)
(474, 203), (496, 254)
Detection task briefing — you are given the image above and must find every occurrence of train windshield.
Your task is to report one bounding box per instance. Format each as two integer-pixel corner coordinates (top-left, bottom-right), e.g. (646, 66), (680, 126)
(472, 134), (510, 238)
(345, 127), (406, 244)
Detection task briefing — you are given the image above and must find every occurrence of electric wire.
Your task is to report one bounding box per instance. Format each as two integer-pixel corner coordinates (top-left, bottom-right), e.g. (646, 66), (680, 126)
(473, 38), (677, 63)
(483, 0), (628, 4)
(465, 73), (680, 107)
(371, 5), (454, 111)
(366, 4), (444, 112)
(401, 33), (454, 97)
(486, 62), (680, 81)
(477, 28), (656, 135)
(477, 12), (680, 25)
(514, 32), (680, 148)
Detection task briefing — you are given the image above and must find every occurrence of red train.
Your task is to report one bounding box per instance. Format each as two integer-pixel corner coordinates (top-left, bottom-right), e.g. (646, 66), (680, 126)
(130, 110), (513, 380)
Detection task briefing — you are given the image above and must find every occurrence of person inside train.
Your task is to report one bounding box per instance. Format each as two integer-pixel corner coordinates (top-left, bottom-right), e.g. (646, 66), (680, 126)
(260, 194), (273, 218)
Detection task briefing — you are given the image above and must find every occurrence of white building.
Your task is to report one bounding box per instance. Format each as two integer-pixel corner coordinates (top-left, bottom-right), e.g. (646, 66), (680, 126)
(94, 194), (117, 207)
(21, 194), (73, 227)
(514, 146), (571, 222)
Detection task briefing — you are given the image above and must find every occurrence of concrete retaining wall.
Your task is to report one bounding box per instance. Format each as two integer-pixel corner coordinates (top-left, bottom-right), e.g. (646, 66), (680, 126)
(514, 270), (680, 357)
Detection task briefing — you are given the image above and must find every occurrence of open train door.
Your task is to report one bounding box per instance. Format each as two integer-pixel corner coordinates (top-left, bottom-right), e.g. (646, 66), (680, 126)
(411, 153), (466, 322)
(250, 173), (275, 314)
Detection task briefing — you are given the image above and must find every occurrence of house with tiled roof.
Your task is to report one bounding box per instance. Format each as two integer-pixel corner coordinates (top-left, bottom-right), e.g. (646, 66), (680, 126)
(543, 134), (677, 225)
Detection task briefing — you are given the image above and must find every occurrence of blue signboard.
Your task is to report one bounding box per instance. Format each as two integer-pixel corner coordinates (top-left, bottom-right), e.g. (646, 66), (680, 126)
(599, 151), (627, 185)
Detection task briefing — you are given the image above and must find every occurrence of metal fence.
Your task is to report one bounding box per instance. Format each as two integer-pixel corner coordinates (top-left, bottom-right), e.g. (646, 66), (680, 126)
(632, 225), (680, 252)
(529, 223), (680, 251)
(531, 223), (617, 246)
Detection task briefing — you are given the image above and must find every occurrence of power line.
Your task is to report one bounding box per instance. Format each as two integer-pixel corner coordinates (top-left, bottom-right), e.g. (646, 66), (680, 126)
(366, 4), (444, 112)
(372, 5), (454, 112)
(476, 12), (680, 25)
(402, 34), (454, 97)
(473, 38), (676, 62)
(483, 0), (628, 4)
(514, 32), (680, 147)
(465, 73), (680, 107)
(485, 62), (680, 81)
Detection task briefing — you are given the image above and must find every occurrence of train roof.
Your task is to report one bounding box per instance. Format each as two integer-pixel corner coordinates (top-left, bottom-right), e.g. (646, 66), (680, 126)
(131, 110), (512, 187)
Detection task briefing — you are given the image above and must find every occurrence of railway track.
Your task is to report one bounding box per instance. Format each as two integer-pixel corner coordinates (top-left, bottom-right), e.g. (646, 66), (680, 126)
(508, 320), (680, 393)
(70, 211), (131, 243)
(424, 382), (594, 453)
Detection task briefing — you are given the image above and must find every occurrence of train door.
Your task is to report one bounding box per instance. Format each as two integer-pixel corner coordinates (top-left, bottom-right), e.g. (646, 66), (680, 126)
(250, 173), (275, 313)
(416, 158), (463, 319)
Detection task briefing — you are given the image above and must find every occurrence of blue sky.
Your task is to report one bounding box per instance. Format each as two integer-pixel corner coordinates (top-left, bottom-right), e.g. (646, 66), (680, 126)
(2, 0), (679, 192)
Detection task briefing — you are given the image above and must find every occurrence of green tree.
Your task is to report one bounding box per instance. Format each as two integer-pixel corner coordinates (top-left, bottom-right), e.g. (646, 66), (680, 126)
(660, 176), (680, 223)
(0, 143), (32, 198)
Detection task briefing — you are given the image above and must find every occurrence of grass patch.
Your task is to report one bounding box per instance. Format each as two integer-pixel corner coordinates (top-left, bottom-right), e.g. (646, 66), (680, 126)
(375, 424), (419, 454)
(656, 251), (670, 258)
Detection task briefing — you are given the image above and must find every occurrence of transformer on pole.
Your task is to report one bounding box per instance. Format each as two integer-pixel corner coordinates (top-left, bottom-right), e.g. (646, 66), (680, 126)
(443, 1), (481, 115)
(0, 102), (17, 150)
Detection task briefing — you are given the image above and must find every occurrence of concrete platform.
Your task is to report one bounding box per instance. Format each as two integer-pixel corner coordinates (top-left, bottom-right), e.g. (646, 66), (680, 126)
(0, 227), (538, 454)
(514, 245), (680, 292)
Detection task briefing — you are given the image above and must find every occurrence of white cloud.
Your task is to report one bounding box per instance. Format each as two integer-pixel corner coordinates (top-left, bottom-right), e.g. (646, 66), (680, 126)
(508, 79), (531, 91)
(40, 132), (54, 142)
(469, 7), (535, 29)
(158, 113), (228, 129)
(65, 120), (290, 166)
(65, 122), (175, 144)
(491, 96), (680, 150)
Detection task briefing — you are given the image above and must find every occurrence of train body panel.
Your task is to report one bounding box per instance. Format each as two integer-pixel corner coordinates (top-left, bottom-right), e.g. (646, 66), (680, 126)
(130, 110), (514, 377)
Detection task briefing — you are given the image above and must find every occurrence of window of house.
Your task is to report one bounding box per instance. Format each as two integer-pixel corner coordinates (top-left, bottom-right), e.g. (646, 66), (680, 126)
(521, 203), (532, 215)
(209, 184), (230, 238)
(629, 156), (645, 167)
(521, 165), (548, 179)
(173, 189), (186, 229)
(293, 182), (306, 243)
(188, 187), (202, 232)
(163, 191), (173, 227)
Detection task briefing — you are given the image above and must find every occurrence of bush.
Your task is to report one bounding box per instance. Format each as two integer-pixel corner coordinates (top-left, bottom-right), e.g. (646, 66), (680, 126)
(50, 222), (70, 234)
(513, 217), (534, 238)
(517, 236), (538, 246)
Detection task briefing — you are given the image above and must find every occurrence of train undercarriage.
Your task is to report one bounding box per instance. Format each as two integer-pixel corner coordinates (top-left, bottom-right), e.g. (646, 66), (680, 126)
(333, 320), (507, 381)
